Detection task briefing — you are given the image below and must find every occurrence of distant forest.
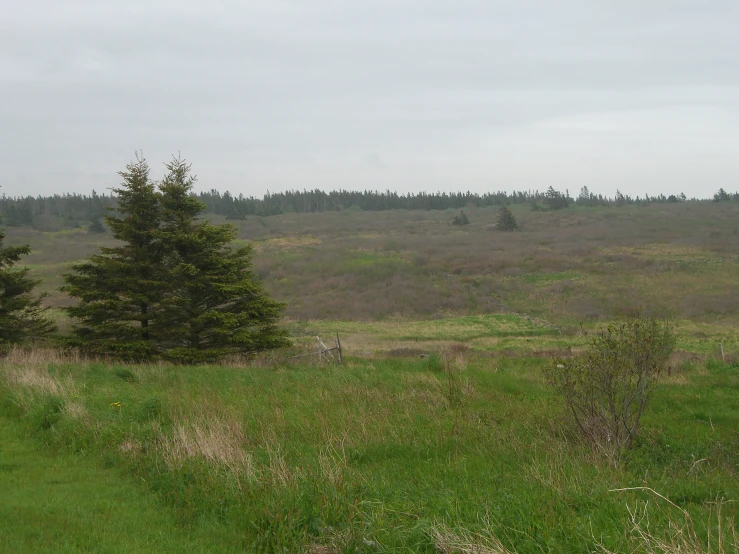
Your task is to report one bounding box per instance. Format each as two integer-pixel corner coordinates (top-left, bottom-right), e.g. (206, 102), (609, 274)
(1, 186), (737, 229)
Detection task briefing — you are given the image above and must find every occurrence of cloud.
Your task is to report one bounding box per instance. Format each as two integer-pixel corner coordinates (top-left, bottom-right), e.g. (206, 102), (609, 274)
(1, 0), (738, 198)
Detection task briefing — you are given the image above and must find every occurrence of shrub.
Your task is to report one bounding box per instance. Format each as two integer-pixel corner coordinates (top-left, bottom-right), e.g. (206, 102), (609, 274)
(543, 317), (675, 461)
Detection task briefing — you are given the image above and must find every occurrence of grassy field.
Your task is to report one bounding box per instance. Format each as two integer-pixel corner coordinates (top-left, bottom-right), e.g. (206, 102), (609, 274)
(0, 416), (232, 553)
(285, 314), (738, 359)
(1, 346), (738, 553)
(1, 201), (738, 551)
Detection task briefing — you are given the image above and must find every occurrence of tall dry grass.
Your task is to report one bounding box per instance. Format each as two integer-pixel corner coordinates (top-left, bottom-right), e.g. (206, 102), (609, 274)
(1, 346), (82, 367)
(597, 488), (739, 554)
(0, 347), (80, 399)
(156, 414), (257, 479)
(430, 522), (514, 554)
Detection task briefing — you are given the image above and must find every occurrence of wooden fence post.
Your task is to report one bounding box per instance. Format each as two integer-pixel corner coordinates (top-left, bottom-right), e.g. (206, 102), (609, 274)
(316, 336), (324, 363)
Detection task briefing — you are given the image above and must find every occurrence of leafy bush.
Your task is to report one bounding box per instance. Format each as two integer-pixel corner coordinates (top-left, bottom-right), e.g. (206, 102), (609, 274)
(544, 317), (675, 461)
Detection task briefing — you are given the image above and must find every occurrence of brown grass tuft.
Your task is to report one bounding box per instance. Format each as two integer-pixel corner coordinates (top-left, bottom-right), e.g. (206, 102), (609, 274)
(1, 363), (78, 400)
(64, 401), (89, 421)
(430, 523), (514, 554)
(157, 415), (256, 478)
(119, 438), (143, 456)
(265, 443), (297, 487)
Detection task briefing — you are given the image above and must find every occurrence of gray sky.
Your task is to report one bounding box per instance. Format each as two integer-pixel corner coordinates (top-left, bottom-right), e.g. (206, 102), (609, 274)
(2, 1), (738, 199)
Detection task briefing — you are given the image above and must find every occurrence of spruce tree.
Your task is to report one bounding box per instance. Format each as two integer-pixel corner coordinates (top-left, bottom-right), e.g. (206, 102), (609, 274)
(451, 210), (470, 226)
(155, 157), (289, 362)
(61, 155), (165, 360)
(87, 215), (106, 234)
(496, 205), (518, 231)
(0, 226), (55, 345)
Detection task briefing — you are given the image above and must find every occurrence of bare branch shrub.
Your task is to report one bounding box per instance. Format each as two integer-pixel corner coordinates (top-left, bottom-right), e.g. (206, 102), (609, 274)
(543, 317), (675, 461)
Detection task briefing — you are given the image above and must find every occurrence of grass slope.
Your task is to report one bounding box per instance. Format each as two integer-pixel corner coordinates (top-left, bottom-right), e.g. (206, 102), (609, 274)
(0, 417), (234, 553)
(1, 353), (737, 553)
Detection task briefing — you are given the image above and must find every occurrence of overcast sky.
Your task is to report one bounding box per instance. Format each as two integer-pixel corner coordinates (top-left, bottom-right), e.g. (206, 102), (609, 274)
(2, 1), (738, 199)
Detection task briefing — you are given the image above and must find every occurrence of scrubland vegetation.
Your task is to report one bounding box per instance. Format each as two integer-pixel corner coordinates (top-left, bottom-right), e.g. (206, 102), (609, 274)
(6, 199), (738, 326)
(1, 183), (739, 552)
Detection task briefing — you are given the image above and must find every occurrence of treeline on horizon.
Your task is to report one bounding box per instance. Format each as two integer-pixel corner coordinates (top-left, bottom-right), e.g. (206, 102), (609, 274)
(1, 185), (738, 228)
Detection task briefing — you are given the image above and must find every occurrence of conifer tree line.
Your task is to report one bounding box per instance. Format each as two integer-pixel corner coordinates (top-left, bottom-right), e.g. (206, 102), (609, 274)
(3, 181), (734, 229)
(1, 190), (113, 229)
(0, 156), (289, 360)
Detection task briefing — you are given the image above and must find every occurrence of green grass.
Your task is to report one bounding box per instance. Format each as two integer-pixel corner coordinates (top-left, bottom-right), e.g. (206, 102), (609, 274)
(1, 354), (737, 553)
(286, 314), (738, 358)
(0, 416), (234, 553)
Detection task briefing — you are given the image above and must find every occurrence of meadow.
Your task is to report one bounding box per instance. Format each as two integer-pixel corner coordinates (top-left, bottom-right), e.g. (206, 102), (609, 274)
(1, 348), (738, 553)
(1, 200), (739, 552)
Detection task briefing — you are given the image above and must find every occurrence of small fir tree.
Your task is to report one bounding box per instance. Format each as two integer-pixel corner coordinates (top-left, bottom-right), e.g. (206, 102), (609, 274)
(0, 227), (55, 345)
(62, 155), (166, 360)
(87, 215), (106, 234)
(155, 157), (289, 362)
(451, 210), (470, 226)
(496, 205), (518, 231)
